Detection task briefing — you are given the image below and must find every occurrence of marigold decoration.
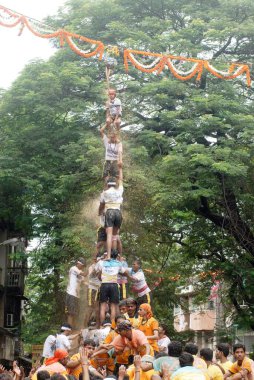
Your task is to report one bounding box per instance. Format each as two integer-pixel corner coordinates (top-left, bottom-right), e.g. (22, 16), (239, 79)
(0, 5), (104, 59)
(0, 5), (251, 86)
(124, 49), (251, 86)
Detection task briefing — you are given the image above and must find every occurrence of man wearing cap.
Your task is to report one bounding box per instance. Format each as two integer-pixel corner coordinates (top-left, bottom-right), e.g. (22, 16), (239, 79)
(55, 323), (72, 351)
(99, 166), (123, 260)
(66, 257), (86, 326)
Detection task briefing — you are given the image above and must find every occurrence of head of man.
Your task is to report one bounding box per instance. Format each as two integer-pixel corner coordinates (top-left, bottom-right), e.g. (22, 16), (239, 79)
(116, 314), (126, 328)
(51, 375), (66, 380)
(83, 339), (96, 358)
(45, 349), (69, 367)
(184, 343), (198, 356)
(76, 257), (86, 270)
(138, 303), (153, 319)
(107, 177), (117, 189)
(216, 343), (230, 360)
(168, 341), (182, 358)
(132, 258), (141, 273)
(60, 323), (72, 336)
(158, 324), (168, 338)
(37, 371), (50, 380)
(111, 249), (119, 260)
(200, 348), (213, 363)
(126, 297), (138, 317)
(109, 132), (118, 144)
(179, 352), (194, 367)
(88, 320), (97, 330)
(119, 300), (127, 314)
(233, 343), (246, 363)
(0, 376), (14, 380)
(115, 320), (132, 339)
(108, 88), (116, 100)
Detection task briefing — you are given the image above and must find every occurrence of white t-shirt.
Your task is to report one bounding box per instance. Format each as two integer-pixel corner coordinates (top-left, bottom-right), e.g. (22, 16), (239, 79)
(55, 334), (71, 351)
(66, 265), (83, 298)
(100, 185), (123, 210)
(158, 336), (171, 353)
(42, 334), (56, 358)
(88, 263), (101, 290)
(107, 97), (122, 116)
(103, 135), (122, 161)
(96, 259), (125, 283)
(97, 326), (111, 344)
(128, 268), (150, 297)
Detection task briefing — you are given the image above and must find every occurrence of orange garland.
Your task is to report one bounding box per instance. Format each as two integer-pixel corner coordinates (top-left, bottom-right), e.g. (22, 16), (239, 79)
(0, 5), (251, 86)
(124, 49), (251, 86)
(0, 5), (104, 58)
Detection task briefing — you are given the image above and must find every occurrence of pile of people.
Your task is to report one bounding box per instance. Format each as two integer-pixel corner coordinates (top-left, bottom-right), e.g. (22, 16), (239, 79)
(65, 88), (153, 329)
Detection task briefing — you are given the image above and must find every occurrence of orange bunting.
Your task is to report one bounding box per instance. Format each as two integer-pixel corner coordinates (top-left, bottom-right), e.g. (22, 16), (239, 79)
(0, 5), (104, 59)
(124, 49), (251, 86)
(0, 5), (251, 86)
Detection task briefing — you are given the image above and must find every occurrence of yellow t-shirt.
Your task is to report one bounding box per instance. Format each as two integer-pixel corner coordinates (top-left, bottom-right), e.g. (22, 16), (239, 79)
(137, 317), (159, 351)
(67, 353), (83, 379)
(104, 330), (129, 364)
(217, 360), (232, 372)
(127, 365), (155, 380)
(127, 316), (140, 328)
(193, 355), (207, 370)
(207, 364), (223, 380)
(229, 357), (252, 375)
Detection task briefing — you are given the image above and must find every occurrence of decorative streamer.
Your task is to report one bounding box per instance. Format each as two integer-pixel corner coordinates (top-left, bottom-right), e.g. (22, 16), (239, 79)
(0, 4), (251, 86)
(124, 49), (251, 86)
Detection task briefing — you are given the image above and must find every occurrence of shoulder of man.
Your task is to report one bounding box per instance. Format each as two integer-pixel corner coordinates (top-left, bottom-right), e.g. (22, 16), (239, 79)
(70, 352), (80, 361)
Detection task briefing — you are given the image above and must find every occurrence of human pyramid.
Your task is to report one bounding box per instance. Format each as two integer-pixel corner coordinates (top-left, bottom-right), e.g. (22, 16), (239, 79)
(65, 85), (153, 330)
(31, 83), (251, 380)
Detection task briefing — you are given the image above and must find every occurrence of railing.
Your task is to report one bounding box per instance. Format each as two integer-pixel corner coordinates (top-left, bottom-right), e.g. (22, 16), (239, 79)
(6, 268), (26, 288)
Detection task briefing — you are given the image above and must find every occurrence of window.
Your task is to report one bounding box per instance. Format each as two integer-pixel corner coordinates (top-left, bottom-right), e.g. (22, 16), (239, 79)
(6, 314), (14, 327)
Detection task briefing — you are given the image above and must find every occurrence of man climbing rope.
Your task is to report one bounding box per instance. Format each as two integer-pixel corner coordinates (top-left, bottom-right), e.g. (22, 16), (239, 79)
(105, 88), (122, 131)
(99, 165), (123, 260)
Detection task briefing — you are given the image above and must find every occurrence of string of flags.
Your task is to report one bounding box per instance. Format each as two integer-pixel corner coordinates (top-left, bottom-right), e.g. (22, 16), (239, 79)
(0, 4), (251, 86)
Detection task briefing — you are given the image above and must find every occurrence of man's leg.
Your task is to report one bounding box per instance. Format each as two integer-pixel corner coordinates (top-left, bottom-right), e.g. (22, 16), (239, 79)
(112, 229), (119, 251)
(66, 293), (78, 327)
(110, 303), (119, 322)
(114, 116), (121, 130)
(106, 226), (113, 259)
(100, 302), (107, 325)
(117, 236), (122, 255)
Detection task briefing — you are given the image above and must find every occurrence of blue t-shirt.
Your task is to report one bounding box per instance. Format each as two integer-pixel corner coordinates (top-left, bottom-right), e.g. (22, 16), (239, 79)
(97, 259), (124, 283)
(171, 366), (208, 380)
(153, 356), (180, 374)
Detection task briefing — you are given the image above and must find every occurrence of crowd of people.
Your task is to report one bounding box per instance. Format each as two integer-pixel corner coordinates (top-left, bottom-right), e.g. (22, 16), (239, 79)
(1, 90), (252, 380)
(1, 340), (254, 380)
